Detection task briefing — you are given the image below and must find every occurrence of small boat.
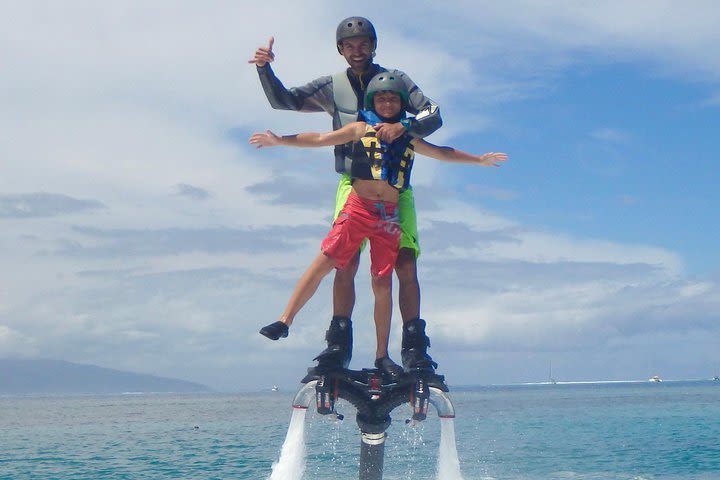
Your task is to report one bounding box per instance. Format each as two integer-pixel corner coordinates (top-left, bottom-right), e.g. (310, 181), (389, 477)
(548, 360), (557, 384)
(648, 375), (662, 382)
(271, 385), (279, 392)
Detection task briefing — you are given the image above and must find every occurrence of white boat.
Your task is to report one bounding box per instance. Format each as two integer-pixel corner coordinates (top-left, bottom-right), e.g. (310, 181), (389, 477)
(548, 360), (557, 384)
(648, 375), (662, 382)
(271, 385), (279, 392)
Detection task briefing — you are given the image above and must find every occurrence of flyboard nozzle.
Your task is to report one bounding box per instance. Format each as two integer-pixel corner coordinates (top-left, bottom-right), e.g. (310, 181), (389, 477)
(410, 377), (430, 421)
(315, 375), (336, 415)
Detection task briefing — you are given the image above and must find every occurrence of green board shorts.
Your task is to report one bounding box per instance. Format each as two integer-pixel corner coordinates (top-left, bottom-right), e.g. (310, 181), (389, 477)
(334, 173), (420, 258)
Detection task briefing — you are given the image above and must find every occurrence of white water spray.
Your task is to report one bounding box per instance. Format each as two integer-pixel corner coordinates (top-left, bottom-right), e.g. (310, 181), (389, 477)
(436, 417), (463, 480)
(268, 407), (307, 480)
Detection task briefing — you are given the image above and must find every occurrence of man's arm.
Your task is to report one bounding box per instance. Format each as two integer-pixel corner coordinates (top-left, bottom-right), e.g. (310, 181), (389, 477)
(249, 37), (335, 113)
(411, 139), (508, 167)
(400, 71), (443, 139)
(250, 122), (366, 149)
(257, 65), (334, 113)
(374, 69), (443, 142)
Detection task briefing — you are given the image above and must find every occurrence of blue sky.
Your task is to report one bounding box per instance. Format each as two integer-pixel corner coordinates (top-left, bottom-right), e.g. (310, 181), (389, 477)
(455, 61), (719, 274)
(1, 1), (719, 391)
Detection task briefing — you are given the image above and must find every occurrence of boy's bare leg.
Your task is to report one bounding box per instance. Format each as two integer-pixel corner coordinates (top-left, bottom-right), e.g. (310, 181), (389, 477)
(371, 274), (404, 378)
(332, 252), (359, 317)
(260, 252), (336, 341)
(279, 253), (336, 326)
(371, 274), (392, 359)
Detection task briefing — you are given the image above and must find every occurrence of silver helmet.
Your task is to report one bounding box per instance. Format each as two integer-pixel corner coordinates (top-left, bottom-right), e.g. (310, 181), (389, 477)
(336, 16), (377, 54)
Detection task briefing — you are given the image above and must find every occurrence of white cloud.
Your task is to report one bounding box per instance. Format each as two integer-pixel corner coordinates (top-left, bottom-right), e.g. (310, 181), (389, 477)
(0, 325), (37, 357)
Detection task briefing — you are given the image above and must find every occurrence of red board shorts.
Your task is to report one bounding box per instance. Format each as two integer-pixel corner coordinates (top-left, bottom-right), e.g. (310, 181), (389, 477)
(321, 191), (401, 277)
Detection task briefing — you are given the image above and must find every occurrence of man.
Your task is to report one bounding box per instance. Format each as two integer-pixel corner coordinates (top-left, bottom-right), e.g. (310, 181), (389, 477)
(249, 17), (441, 374)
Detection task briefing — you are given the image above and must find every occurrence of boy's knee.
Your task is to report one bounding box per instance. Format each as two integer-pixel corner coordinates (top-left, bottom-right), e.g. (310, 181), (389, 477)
(371, 274), (392, 291)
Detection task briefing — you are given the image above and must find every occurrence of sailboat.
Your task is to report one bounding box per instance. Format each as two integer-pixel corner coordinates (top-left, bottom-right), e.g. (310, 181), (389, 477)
(548, 360), (557, 385)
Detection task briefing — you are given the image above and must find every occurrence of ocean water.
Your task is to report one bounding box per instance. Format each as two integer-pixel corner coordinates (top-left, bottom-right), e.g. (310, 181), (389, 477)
(2, 381), (720, 479)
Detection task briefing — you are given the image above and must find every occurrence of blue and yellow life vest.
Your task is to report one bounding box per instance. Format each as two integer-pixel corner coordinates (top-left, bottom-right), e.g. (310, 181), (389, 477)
(350, 111), (414, 190)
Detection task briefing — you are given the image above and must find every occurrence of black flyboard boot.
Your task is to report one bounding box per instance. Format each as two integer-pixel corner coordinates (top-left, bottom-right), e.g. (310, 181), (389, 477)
(313, 316), (353, 370)
(401, 318), (438, 372)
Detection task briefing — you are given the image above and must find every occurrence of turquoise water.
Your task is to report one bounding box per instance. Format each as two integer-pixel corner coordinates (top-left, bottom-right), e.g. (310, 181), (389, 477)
(2, 381), (719, 479)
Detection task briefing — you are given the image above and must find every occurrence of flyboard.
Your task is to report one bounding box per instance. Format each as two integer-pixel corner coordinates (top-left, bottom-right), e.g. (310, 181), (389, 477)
(276, 362), (456, 480)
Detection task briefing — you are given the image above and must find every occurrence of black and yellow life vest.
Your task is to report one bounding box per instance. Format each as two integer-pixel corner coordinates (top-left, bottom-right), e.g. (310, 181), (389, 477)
(350, 124), (414, 190)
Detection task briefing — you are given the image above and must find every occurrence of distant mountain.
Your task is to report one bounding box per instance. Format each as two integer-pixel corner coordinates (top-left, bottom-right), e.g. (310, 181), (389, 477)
(0, 358), (211, 395)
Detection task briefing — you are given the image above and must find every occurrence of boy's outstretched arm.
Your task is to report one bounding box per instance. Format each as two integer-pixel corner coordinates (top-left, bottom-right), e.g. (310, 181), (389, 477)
(249, 122), (366, 149)
(412, 139), (508, 167)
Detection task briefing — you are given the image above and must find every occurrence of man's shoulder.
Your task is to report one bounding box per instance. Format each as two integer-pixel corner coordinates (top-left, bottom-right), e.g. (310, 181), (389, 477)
(296, 73), (334, 97)
(330, 68), (350, 80)
(311, 73), (335, 85)
(329, 69), (352, 94)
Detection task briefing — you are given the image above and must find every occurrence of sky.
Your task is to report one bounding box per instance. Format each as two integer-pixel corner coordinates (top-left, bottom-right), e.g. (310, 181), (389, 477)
(2, 1), (719, 392)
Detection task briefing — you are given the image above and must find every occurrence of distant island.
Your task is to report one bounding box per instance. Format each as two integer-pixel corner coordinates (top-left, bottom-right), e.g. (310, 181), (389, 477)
(0, 358), (211, 395)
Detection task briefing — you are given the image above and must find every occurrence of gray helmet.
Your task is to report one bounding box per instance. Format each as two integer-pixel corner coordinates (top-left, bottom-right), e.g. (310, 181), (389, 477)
(365, 70), (408, 110)
(336, 16), (377, 53)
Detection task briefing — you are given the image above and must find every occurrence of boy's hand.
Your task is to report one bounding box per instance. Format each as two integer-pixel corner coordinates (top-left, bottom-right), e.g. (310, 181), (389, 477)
(249, 130), (281, 148)
(374, 122), (405, 142)
(248, 37), (275, 67)
(477, 152), (508, 167)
